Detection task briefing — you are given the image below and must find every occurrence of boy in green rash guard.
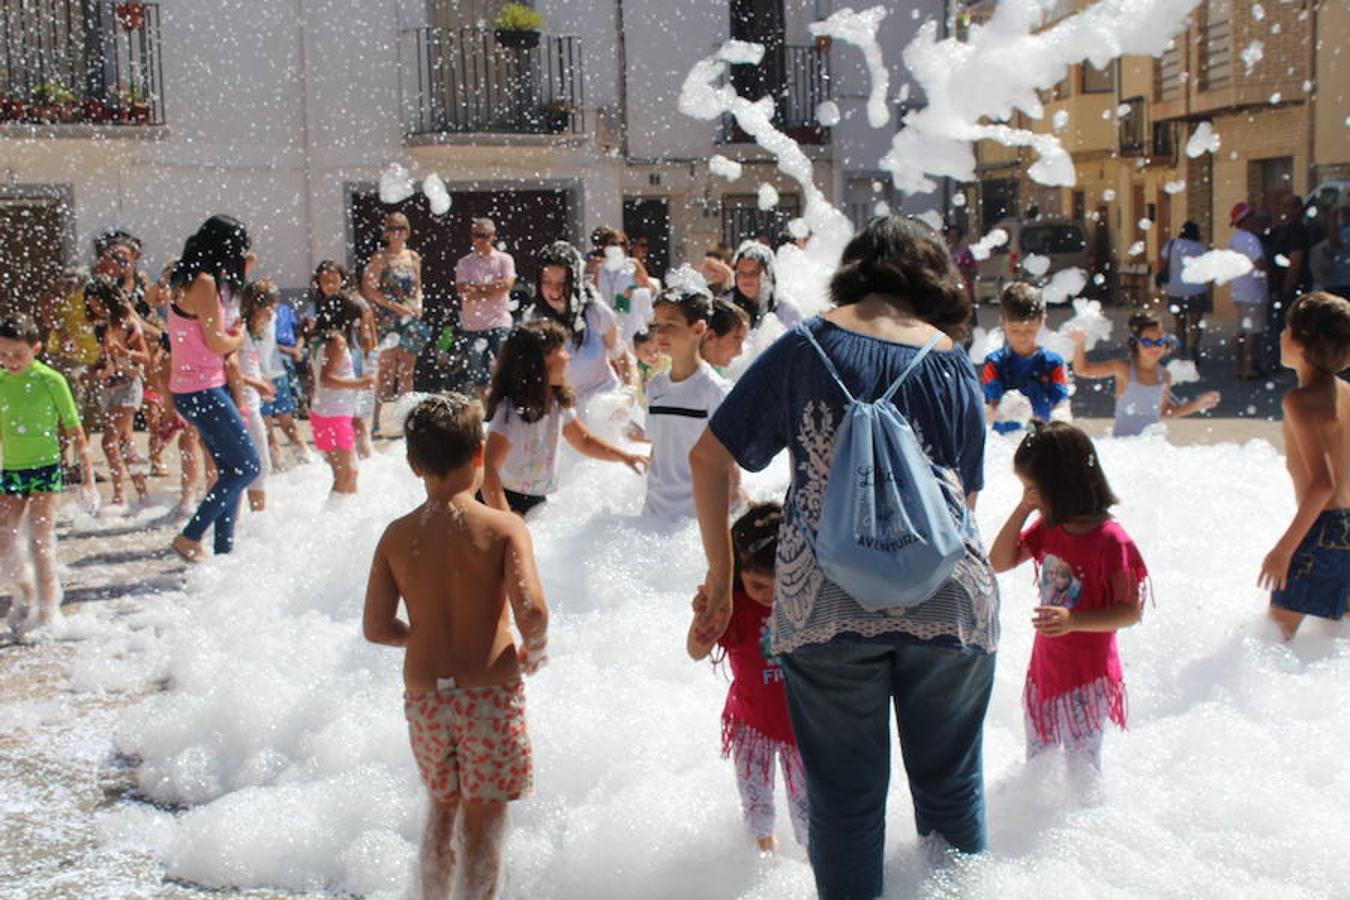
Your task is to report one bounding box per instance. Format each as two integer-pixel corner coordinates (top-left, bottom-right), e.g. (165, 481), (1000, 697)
(0, 314), (97, 638)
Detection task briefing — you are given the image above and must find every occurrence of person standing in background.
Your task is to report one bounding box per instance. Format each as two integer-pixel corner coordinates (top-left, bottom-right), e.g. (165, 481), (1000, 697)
(453, 219), (516, 396)
(1226, 202), (1269, 379)
(1157, 221), (1210, 363)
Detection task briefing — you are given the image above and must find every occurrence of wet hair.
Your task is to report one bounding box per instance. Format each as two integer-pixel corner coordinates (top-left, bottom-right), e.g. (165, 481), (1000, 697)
(486, 320), (576, 424)
(653, 285), (714, 325)
(1286, 291), (1350, 374)
(85, 275), (130, 326)
(1013, 422), (1119, 527)
(708, 297), (750, 337)
(312, 290), (363, 343)
(533, 241), (591, 348)
(241, 279), (279, 334)
(1179, 221), (1201, 241)
(172, 215), (251, 291)
(1127, 310), (1165, 358)
(999, 281), (1045, 322)
(732, 501), (783, 580)
(829, 215), (971, 339)
(0, 313), (42, 345)
(404, 393), (484, 478)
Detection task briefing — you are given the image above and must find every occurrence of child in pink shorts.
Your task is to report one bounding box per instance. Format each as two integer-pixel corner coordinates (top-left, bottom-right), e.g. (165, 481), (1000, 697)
(364, 394), (549, 897)
(309, 297), (373, 495)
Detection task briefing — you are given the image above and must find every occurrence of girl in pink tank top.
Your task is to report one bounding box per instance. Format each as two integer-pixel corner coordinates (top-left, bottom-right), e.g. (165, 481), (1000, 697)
(168, 297), (227, 394)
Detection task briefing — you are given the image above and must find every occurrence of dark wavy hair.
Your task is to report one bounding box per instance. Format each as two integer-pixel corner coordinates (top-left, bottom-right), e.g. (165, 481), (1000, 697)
(829, 215), (971, 338)
(172, 215), (250, 292)
(405, 393), (484, 478)
(1287, 290), (1350, 374)
(486, 320), (576, 424)
(1127, 310), (1164, 359)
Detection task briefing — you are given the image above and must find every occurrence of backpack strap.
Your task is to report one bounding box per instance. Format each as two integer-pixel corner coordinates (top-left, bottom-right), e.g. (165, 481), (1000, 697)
(797, 322), (855, 404)
(880, 333), (945, 403)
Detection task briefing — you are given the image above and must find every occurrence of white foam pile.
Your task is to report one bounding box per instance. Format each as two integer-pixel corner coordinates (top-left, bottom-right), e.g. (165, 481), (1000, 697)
(421, 173), (451, 216)
(79, 425), (1346, 899)
(1040, 267), (1088, 306)
(1166, 359), (1201, 385)
(970, 228), (1010, 261)
(1186, 121), (1221, 158)
(758, 183), (780, 211)
(809, 6), (891, 129)
(709, 154), (744, 181)
(1182, 249), (1255, 286)
(377, 162), (415, 205)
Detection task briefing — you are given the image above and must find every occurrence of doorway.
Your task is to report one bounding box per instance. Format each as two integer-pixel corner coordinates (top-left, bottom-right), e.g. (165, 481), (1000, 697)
(622, 197), (671, 281)
(0, 193), (70, 318)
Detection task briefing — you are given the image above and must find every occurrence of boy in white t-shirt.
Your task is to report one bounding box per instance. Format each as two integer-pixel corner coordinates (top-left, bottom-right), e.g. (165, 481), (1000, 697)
(644, 287), (734, 518)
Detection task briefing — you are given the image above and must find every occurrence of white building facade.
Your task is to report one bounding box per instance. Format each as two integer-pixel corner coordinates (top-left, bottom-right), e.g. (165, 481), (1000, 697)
(0, 0), (947, 307)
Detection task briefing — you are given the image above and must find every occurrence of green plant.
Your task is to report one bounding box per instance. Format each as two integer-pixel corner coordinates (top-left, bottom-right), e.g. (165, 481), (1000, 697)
(495, 3), (544, 31)
(31, 80), (75, 104)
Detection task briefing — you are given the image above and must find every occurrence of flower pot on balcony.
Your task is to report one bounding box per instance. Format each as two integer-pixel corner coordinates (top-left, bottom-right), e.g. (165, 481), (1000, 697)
(495, 28), (540, 50)
(116, 3), (146, 31)
(83, 98), (108, 123)
(130, 101), (151, 125)
(55, 100), (79, 123)
(814, 34), (833, 52)
(0, 96), (24, 122)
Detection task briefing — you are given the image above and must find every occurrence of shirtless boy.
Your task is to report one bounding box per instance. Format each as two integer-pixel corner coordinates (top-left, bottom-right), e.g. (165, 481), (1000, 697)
(363, 393), (549, 899)
(1258, 291), (1350, 638)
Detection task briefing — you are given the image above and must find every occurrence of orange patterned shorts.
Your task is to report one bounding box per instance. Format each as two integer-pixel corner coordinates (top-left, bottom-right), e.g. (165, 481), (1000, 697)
(403, 680), (532, 805)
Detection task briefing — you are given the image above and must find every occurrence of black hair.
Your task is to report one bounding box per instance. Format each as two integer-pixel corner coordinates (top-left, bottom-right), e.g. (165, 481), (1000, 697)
(1013, 422), (1119, 527)
(241, 280), (279, 337)
(999, 281), (1045, 321)
(1127, 310), (1164, 358)
(829, 215), (971, 338)
(708, 297), (750, 337)
(653, 285), (714, 325)
(486, 320), (576, 424)
(0, 313), (42, 345)
(632, 329), (655, 348)
(732, 501), (783, 583)
(85, 275), (131, 326)
(405, 393), (484, 478)
(172, 215), (251, 292)
(1179, 221), (1201, 241)
(94, 229), (141, 259)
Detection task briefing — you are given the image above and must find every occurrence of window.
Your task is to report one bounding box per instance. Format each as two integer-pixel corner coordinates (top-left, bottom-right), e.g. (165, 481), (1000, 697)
(1117, 96), (1146, 156)
(1081, 61), (1114, 94)
(1151, 121), (1174, 158)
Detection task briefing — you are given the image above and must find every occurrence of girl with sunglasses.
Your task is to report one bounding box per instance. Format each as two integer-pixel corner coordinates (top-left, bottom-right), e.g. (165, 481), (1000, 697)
(360, 212), (423, 434)
(1070, 311), (1220, 437)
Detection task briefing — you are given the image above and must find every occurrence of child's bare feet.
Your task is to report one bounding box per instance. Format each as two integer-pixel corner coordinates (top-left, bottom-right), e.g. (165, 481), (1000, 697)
(171, 533), (208, 564)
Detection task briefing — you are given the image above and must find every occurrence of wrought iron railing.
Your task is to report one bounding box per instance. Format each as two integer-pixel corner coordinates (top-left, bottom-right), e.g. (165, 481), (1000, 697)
(0, 1), (164, 126)
(1199, 5), (1232, 90)
(718, 43), (832, 145)
(401, 27), (584, 137)
(1117, 96), (1146, 157)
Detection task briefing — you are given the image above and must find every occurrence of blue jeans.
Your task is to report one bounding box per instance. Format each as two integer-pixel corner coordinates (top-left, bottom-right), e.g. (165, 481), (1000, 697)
(781, 639), (996, 900)
(173, 387), (260, 554)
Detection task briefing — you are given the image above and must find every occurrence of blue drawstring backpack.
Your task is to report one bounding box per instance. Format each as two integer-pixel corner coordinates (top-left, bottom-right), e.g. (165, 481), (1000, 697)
(798, 324), (966, 611)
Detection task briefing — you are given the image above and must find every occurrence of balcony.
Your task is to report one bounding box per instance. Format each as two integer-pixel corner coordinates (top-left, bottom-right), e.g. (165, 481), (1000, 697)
(1117, 96), (1146, 157)
(718, 44), (832, 146)
(0, 1), (164, 131)
(400, 27), (583, 140)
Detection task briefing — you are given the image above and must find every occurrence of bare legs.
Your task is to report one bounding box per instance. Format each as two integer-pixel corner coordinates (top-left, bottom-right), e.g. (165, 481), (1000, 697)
(324, 449), (359, 495)
(1, 493), (64, 633)
(419, 798), (507, 900)
(102, 406), (148, 506)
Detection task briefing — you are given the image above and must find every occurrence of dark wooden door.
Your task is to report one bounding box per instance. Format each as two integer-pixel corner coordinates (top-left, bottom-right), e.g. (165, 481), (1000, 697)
(729, 0), (786, 110)
(0, 196), (66, 318)
(350, 186), (572, 329)
(622, 197), (670, 281)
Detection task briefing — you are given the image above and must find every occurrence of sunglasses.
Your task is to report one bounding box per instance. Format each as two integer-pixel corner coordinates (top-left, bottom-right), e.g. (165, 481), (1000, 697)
(385, 225), (408, 233)
(472, 231), (494, 239)
(1136, 336), (1172, 348)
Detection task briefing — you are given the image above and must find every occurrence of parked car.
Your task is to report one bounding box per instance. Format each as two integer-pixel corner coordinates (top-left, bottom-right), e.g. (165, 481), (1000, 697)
(974, 217), (1097, 303)
(1304, 179), (1350, 239)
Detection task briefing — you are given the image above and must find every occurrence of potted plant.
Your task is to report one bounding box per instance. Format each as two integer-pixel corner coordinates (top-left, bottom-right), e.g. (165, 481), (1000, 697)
(0, 92), (26, 123)
(82, 96), (108, 123)
(116, 3), (146, 31)
(120, 86), (151, 124)
(495, 3), (544, 50)
(30, 81), (75, 123)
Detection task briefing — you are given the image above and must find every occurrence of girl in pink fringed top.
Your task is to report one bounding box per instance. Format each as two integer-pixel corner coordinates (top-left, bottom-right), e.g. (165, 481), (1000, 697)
(990, 422), (1149, 775)
(687, 501), (809, 854)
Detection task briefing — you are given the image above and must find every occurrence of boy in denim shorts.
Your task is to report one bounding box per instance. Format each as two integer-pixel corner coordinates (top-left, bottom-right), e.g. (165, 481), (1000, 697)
(363, 393), (549, 897)
(0, 315), (97, 637)
(1259, 292), (1349, 637)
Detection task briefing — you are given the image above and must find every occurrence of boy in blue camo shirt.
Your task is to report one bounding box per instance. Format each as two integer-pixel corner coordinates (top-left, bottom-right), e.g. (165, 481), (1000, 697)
(981, 282), (1071, 433)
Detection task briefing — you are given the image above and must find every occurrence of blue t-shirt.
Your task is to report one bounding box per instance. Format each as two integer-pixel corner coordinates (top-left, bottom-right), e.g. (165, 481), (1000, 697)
(710, 317), (998, 655)
(274, 303), (299, 348)
(980, 345), (1070, 423)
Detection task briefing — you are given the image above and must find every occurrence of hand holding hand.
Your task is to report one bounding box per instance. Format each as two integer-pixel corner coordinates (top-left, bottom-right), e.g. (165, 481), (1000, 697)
(1032, 605), (1074, 637)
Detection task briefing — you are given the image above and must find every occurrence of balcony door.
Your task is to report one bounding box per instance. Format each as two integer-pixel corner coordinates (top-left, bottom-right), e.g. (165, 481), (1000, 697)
(0, 194), (67, 318)
(729, 0), (786, 108)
